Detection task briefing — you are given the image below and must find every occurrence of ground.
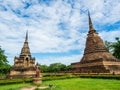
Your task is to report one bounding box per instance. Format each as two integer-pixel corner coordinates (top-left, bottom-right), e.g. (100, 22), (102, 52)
(43, 78), (120, 90)
(0, 78), (120, 90)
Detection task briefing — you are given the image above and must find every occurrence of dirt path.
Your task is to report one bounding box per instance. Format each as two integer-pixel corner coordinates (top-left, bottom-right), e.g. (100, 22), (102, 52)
(20, 86), (49, 90)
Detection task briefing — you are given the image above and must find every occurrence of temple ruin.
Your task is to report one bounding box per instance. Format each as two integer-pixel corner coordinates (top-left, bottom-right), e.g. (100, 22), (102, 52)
(9, 31), (41, 78)
(71, 12), (120, 74)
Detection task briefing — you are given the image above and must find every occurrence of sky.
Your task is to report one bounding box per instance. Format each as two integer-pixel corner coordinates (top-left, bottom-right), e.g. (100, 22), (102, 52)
(0, 0), (120, 65)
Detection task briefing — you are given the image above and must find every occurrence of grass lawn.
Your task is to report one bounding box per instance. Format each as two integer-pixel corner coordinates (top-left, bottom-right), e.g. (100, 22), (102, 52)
(43, 78), (120, 90)
(0, 78), (120, 90)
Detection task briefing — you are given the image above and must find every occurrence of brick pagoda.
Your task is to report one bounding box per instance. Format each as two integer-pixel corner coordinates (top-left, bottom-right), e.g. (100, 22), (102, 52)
(9, 31), (41, 78)
(71, 12), (120, 74)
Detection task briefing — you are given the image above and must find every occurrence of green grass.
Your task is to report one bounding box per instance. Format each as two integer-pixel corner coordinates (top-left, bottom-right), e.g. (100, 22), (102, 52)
(0, 83), (31, 90)
(43, 78), (120, 90)
(0, 78), (120, 90)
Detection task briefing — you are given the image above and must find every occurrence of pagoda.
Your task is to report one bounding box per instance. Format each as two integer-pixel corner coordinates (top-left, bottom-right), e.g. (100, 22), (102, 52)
(9, 31), (41, 78)
(71, 12), (120, 74)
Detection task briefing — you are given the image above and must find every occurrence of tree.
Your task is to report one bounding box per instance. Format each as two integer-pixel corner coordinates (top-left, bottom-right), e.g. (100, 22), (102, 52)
(0, 46), (8, 65)
(105, 37), (120, 59)
(105, 41), (113, 53)
(66, 65), (72, 71)
(39, 64), (49, 73)
(111, 37), (120, 59)
(39, 63), (72, 73)
(48, 63), (67, 72)
(0, 46), (11, 75)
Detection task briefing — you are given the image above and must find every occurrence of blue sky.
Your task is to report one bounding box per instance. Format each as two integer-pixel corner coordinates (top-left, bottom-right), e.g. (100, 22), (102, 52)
(0, 0), (120, 65)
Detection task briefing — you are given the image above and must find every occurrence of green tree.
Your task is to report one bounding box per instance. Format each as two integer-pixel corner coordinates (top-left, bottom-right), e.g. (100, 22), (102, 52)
(111, 37), (120, 59)
(49, 63), (67, 72)
(66, 65), (72, 71)
(0, 46), (8, 65)
(105, 41), (113, 53)
(0, 46), (11, 75)
(105, 37), (120, 59)
(39, 64), (49, 73)
(39, 63), (72, 73)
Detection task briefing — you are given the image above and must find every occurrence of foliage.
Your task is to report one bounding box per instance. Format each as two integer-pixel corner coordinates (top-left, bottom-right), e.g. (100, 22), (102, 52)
(66, 65), (72, 71)
(0, 83), (31, 90)
(39, 63), (72, 73)
(111, 37), (120, 59)
(48, 63), (67, 72)
(0, 46), (8, 65)
(105, 41), (113, 52)
(0, 78), (33, 85)
(42, 73), (120, 81)
(34, 87), (40, 90)
(1, 74), (120, 85)
(40, 64), (49, 73)
(0, 46), (11, 76)
(105, 37), (120, 59)
(0, 64), (11, 75)
(42, 74), (75, 81)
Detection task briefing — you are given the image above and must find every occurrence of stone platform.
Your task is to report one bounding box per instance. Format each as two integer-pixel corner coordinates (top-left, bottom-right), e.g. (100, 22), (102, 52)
(72, 59), (120, 74)
(8, 66), (36, 78)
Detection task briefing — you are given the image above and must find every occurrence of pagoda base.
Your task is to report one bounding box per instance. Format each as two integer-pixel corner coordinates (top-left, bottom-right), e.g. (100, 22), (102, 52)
(8, 66), (36, 79)
(71, 59), (120, 74)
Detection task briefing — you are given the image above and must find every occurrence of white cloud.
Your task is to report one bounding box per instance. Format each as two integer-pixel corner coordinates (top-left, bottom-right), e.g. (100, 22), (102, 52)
(0, 0), (120, 65)
(100, 30), (120, 42)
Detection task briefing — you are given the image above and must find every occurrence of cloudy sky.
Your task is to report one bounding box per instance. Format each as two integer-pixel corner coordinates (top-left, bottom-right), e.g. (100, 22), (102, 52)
(0, 0), (120, 65)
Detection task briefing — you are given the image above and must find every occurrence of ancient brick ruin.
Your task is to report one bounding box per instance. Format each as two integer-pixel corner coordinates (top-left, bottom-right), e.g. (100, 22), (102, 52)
(8, 31), (41, 78)
(71, 12), (120, 74)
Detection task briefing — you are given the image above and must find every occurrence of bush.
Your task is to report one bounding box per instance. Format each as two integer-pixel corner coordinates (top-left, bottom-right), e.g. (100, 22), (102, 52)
(42, 73), (120, 81)
(75, 74), (120, 80)
(0, 73), (120, 85)
(0, 78), (33, 85)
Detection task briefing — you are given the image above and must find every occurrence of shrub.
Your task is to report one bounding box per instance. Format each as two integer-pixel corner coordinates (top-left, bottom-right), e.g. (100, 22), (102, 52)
(0, 78), (33, 85)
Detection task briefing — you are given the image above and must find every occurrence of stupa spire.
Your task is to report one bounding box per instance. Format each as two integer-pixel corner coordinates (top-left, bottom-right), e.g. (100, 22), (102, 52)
(88, 11), (96, 34)
(20, 30), (30, 56)
(25, 30), (28, 42)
